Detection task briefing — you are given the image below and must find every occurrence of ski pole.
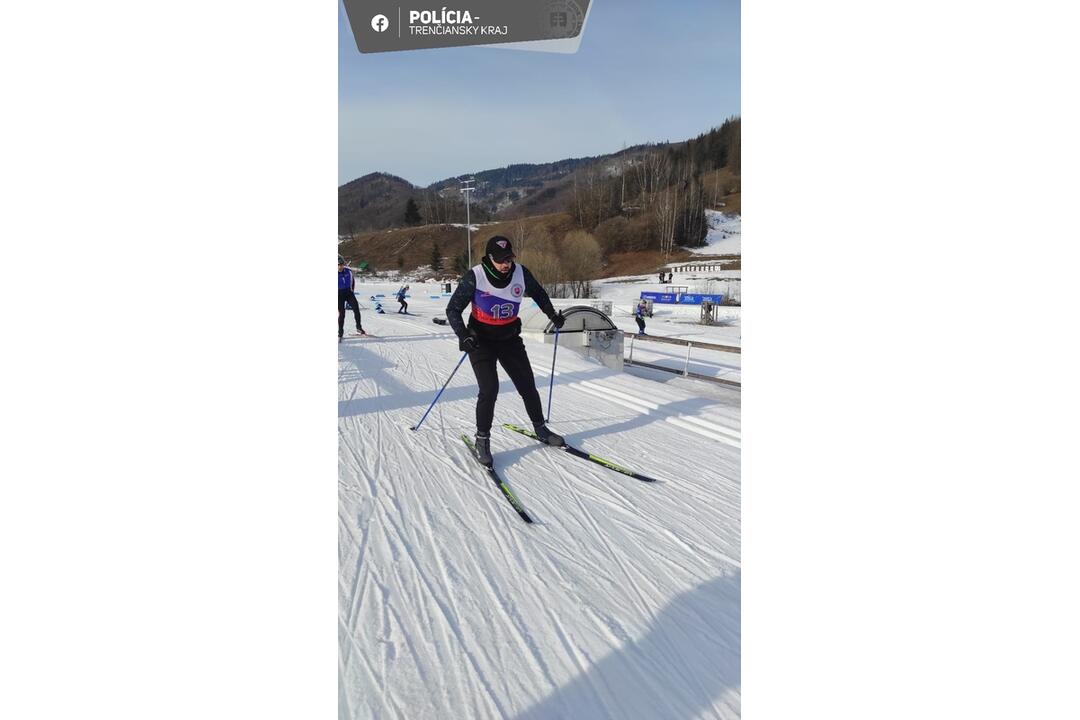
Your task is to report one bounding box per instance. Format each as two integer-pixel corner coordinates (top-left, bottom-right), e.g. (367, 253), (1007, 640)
(411, 352), (468, 431)
(546, 328), (560, 423)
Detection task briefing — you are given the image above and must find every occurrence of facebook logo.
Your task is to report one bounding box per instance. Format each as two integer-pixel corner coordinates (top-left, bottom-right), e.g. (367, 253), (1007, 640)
(370, 14), (389, 32)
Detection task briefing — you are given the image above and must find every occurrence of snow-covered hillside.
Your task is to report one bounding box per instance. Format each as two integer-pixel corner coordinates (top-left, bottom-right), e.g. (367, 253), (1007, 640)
(339, 285), (741, 719)
(691, 210), (741, 255)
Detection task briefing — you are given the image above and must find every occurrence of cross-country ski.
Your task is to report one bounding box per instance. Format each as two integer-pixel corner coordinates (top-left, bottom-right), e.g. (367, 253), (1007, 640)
(501, 422), (662, 483)
(461, 434), (534, 523)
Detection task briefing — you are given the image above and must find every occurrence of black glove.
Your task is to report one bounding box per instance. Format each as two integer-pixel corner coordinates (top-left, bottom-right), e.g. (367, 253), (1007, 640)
(458, 331), (479, 353)
(550, 311), (566, 330)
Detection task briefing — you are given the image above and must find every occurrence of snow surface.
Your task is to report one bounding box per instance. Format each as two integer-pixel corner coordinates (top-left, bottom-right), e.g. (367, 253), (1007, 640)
(688, 210), (741, 256)
(339, 282), (741, 719)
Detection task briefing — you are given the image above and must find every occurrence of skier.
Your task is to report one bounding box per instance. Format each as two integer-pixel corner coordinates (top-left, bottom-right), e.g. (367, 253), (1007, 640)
(338, 256), (366, 341)
(396, 285), (409, 314)
(446, 235), (566, 465)
(634, 299), (648, 336)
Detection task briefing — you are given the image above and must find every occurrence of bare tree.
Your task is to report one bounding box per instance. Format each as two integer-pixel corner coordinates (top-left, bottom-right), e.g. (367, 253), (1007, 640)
(511, 218), (533, 252)
(634, 146), (667, 215)
(560, 229), (603, 297)
(650, 151), (679, 259)
(518, 247), (562, 291)
(569, 165), (619, 231)
(620, 142), (627, 210)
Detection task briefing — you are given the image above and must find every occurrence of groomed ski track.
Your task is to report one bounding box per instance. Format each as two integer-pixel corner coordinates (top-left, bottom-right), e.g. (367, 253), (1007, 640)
(339, 297), (740, 719)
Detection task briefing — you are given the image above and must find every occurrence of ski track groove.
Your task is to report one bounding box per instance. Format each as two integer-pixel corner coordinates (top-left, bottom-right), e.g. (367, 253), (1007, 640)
(573, 379), (741, 449)
(552, 447), (662, 626)
(415, 496), (482, 711)
(338, 612), (393, 718)
(528, 447), (643, 716)
(377, 477), (508, 719)
(343, 507), (372, 629)
(473, 546), (561, 707)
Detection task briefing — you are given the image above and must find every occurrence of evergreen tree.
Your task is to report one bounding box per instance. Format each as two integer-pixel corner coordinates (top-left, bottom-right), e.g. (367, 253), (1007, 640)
(453, 251), (469, 274)
(404, 197), (422, 225)
(430, 241), (442, 272)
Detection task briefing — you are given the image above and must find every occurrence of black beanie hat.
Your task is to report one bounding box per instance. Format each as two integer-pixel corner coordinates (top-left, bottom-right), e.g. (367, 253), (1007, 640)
(485, 235), (515, 262)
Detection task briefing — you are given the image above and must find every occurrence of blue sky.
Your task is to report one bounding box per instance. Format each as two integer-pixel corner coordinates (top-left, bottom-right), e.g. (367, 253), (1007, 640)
(339, 0), (740, 186)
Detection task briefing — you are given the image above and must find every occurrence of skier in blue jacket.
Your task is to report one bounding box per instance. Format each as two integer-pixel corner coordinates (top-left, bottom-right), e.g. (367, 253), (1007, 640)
(338, 256), (366, 341)
(396, 285), (409, 314)
(634, 299), (647, 336)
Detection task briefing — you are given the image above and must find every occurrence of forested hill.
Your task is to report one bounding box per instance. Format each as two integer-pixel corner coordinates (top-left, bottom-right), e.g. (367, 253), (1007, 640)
(337, 173), (420, 236)
(338, 118), (740, 237)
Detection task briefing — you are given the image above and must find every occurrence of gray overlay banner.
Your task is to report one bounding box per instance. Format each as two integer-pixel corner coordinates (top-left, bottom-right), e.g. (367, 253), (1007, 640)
(342, 1), (592, 54)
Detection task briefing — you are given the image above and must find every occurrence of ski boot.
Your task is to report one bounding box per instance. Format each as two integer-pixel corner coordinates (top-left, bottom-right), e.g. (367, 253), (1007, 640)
(533, 423), (565, 447)
(474, 432), (493, 466)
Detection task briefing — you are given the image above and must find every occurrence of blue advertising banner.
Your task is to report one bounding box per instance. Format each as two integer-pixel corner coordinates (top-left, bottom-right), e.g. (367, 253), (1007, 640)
(679, 293), (725, 304)
(640, 292), (724, 305)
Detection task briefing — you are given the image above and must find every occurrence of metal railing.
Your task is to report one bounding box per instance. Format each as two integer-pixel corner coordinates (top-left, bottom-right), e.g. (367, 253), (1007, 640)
(626, 333), (741, 388)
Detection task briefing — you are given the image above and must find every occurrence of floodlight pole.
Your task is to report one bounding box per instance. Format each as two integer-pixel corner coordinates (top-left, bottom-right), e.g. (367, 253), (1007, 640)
(461, 179), (475, 267)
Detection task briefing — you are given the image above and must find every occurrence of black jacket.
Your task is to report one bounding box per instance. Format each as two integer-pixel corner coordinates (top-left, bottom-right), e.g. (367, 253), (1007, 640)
(445, 259), (557, 343)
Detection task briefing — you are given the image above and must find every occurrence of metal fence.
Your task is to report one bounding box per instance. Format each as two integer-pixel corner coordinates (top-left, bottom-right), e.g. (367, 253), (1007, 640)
(625, 333), (741, 388)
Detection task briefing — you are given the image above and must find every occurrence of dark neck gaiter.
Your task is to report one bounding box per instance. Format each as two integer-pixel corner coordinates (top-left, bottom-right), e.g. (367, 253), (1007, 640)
(481, 256), (514, 289)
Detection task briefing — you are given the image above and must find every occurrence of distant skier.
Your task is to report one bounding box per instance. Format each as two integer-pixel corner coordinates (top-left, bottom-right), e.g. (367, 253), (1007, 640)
(634, 299), (648, 336)
(446, 235), (566, 465)
(338, 256), (366, 341)
(396, 285), (409, 314)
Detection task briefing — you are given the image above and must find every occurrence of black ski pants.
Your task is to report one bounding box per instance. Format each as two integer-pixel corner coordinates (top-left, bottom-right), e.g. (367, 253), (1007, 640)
(338, 289), (362, 336)
(468, 334), (545, 434)
(635, 316), (646, 334)
(397, 297), (408, 313)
